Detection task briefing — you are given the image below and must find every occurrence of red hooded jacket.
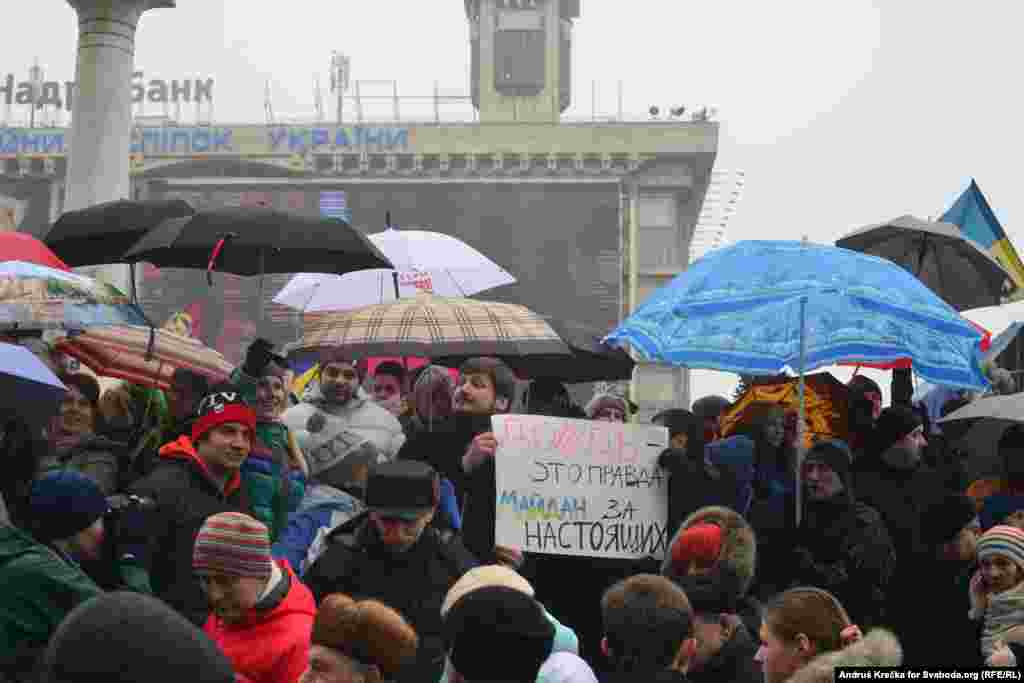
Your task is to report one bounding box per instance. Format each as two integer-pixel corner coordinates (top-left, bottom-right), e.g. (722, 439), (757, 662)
(204, 560), (316, 683)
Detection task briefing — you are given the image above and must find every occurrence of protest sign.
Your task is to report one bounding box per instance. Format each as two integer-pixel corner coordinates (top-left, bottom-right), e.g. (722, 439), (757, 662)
(493, 414), (670, 560)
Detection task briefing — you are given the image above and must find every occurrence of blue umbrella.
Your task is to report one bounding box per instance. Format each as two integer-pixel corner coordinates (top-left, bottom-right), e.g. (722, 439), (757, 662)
(605, 240), (988, 389)
(0, 342), (67, 426)
(605, 240), (989, 521)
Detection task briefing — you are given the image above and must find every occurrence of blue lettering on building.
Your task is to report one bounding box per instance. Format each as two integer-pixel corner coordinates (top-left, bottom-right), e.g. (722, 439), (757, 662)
(0, 129), (67, 155)
(268, 126), (410, 152)
(129, 127), (234, 154)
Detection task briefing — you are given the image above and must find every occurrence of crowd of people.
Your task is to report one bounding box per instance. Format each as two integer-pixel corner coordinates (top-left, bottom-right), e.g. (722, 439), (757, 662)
(3, 334), (1024, 683)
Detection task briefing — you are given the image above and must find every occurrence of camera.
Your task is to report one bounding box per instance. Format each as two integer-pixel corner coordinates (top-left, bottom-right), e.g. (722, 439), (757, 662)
(103, 494), (157, 559)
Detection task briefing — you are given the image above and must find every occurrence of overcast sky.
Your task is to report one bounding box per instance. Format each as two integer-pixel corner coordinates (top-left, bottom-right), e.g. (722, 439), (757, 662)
(6, 0), (1022, 401)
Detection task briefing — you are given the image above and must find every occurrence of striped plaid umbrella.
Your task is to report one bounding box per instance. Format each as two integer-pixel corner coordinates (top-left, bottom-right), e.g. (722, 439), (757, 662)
(54, 325), (235, 391)
(288, 293), (571, 359)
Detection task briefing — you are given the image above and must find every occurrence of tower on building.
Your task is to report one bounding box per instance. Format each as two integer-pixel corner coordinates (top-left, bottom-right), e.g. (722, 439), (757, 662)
(466, 0), (579, 123)
(690, 169), (745, 262)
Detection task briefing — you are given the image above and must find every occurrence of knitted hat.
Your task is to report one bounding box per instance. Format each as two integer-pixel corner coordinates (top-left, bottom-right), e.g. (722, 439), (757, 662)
(365, 461), (439, 520)
(445, 586), (555, 683)
(29, 471), (110, 542)
(874, 406), (922, 453)
(40, 592), (235, 683)
(803, 439), (854, 488)
(191, 388), (256, 444)
(442, 564), (535, 617)
(921, 494), (979, 548)
(669, 522), (723, 570)
(978, 525), (1024, 571)
(192, 512), (273, 581)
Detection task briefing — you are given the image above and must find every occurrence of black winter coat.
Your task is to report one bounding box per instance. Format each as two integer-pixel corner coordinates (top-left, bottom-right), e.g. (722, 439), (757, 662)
(891, 555), (981, 667)
(689, 622), (761, 683)
(396, 414), (490, 513)
(791, 497), (895, 630)
(128, 441), (251, 626)
(303, 512), (478, 683)
(658, 447), (742, 536)
(854, 451), (948, 561)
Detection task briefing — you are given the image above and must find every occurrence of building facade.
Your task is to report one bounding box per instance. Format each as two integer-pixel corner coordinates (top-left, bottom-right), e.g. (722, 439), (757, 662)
(0, 0), (718, 418)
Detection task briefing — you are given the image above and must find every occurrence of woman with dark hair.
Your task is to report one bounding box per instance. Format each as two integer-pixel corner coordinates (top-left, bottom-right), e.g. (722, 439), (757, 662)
(38, 373), (127, 495)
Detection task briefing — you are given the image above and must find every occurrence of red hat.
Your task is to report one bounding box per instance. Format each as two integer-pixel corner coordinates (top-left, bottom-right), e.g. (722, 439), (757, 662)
(669, 522), (723, 570)
(191, 389), (256, 444)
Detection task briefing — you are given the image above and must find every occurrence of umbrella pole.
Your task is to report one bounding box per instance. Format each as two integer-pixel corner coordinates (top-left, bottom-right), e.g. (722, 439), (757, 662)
(390, 271), (409, 372)
(258, 248), (265, 324)
(129, 263), (138, 304)
(796, 295), (807, 527)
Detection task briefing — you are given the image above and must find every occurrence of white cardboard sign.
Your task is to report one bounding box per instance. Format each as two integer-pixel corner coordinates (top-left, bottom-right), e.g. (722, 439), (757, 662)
(492, 415), (670, 559)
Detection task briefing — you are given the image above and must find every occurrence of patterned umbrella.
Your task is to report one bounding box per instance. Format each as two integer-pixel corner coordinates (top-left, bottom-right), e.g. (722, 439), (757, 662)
(287, 293), (570, 359)
(0, 261), (149, 331)
(55, 325), (235, 391)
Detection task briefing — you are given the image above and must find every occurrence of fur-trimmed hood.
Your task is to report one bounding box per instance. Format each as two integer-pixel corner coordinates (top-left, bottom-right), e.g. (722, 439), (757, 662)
(661, 505), (757, 598)
(788, 630), (903, 683)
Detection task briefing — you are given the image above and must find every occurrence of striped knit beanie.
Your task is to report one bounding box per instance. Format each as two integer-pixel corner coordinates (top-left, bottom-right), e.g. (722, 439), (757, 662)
(978, 525), (1024, 571)
(192, 512), (273, 581)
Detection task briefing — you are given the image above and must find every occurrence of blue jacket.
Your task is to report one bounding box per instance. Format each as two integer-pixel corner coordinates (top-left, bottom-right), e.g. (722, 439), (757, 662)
(272, 479), (462, 577)
(705, 436), (756, 515)
(272, 485), (365, 576)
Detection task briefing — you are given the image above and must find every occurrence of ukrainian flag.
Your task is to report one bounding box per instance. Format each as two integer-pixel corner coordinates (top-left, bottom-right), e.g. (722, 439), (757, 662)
(941, 179), (1024, 291)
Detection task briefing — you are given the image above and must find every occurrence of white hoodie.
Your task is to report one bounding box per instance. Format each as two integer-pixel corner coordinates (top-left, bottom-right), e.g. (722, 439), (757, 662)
(283, 386), (406, 476)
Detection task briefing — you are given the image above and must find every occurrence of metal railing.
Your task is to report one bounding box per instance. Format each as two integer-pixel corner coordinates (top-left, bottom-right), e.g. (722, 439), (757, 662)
(1, 80), (721, 127)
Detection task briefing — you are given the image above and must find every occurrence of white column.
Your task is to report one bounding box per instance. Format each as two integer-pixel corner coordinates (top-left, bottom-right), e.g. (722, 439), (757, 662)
(64, 0), (174, 289)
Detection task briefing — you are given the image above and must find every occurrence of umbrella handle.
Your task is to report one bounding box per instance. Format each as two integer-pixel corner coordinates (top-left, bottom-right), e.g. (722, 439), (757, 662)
(207, 233), (238, 286)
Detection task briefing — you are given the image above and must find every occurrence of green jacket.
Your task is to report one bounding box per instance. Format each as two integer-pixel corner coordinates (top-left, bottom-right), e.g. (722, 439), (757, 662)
(231, 369), (306, 541)
(0, 526), (103, 677)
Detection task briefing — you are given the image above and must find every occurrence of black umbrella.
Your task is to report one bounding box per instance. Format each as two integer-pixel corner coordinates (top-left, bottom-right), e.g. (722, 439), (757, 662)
(436, 318), (635, 383)
(45, 199), (196, 268)
(836, 214), (1013, 311)
(122, 207), (394, 279)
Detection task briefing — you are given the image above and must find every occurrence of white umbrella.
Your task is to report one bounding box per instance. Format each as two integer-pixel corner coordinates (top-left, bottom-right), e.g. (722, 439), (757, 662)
(274, 227), (516, 312)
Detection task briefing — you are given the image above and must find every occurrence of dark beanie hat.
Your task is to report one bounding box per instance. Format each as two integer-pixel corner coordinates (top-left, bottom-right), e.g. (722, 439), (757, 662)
(30, 471), (110, 543)
(692, 396), (731, 419)
(873, 406), (922, 453)
(803, 439), (853, 488)
(847, 375), (882, 397)
(445, 586), (554, 682)
(40, 592), (235, 683)
(922, 494), (978, 548)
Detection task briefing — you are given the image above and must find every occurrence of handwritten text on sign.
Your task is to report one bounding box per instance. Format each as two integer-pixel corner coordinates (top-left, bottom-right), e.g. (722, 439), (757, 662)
(493, 415), (670, 560)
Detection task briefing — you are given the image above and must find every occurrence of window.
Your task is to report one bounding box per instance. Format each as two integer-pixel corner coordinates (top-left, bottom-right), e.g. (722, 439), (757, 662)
(637, 193), (680, 271)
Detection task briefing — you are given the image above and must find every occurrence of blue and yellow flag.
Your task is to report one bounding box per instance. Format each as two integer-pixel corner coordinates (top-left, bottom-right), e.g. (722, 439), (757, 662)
(941, 179), (1024, 290)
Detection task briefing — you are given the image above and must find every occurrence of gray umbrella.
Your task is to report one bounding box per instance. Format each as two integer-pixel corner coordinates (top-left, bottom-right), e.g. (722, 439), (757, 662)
(939, 392), (1024, 423)
(949, 418), (1017, 482)
(836, 214), (1013, 311)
